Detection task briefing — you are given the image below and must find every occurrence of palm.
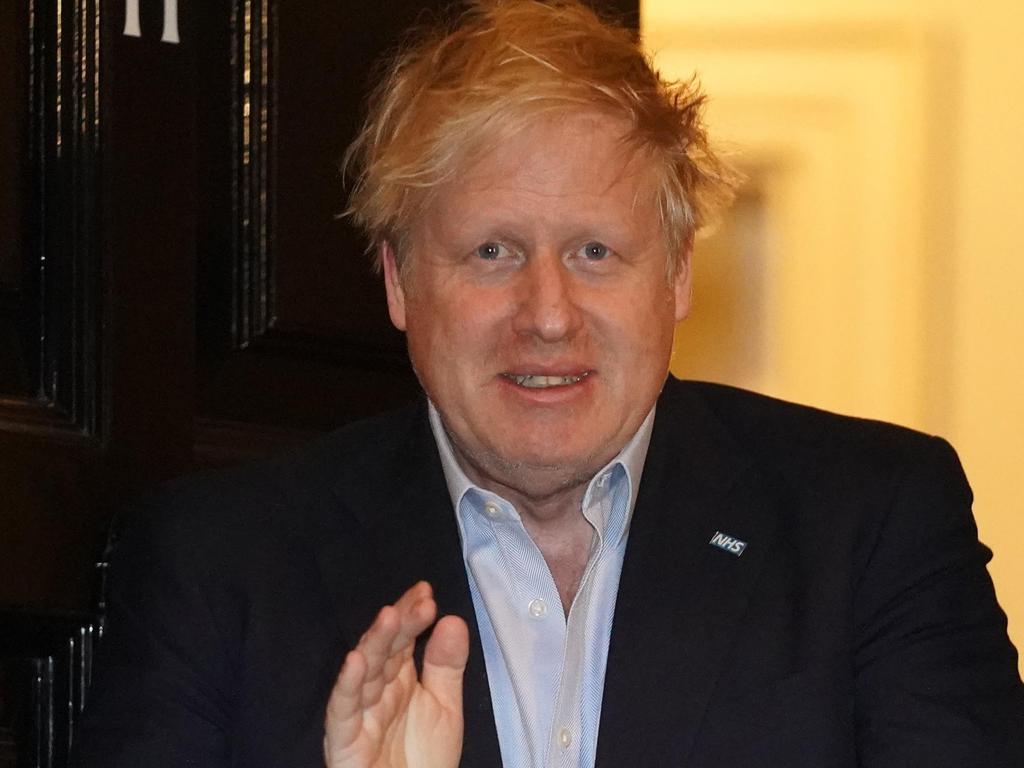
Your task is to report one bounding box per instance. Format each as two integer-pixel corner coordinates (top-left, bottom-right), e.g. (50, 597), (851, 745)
(324, 583), (468, 768)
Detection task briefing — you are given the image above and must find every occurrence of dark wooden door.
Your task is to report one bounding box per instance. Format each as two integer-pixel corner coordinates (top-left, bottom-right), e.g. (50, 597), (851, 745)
(0, 2), (638, 765)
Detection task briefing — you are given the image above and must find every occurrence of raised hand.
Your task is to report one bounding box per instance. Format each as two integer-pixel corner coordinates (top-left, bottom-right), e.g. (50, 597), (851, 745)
(323, 581), (469, 768)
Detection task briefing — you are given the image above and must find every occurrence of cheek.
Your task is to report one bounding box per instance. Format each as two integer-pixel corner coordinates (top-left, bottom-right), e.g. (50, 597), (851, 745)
(594, 287), (677, 351)
(405, 292), (508, 368)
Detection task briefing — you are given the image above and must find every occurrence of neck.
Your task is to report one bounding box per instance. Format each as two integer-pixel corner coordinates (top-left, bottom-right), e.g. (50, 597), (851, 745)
(453, 440), (591, 530)
(452, 441), (597, 613)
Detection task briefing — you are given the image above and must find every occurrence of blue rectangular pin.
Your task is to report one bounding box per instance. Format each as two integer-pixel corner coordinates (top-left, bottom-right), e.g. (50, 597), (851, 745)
(709, 531), (747, 556)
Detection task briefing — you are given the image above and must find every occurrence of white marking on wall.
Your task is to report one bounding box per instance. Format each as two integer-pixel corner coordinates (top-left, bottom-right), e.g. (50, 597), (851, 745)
(123, 0), (180, 44)
(161, 0), (180, 44)
(123, 0), (141, 37)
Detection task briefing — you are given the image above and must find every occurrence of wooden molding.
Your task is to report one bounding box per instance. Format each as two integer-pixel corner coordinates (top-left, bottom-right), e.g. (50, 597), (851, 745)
(0, 0), (101, 438)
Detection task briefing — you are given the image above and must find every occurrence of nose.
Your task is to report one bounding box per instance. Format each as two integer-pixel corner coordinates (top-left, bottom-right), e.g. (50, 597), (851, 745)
(511, 251), (583, 342)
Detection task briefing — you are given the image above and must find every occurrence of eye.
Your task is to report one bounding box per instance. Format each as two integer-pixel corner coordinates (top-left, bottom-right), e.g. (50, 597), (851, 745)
(475, 242), (511, 261)
(577, 241), (611, 261)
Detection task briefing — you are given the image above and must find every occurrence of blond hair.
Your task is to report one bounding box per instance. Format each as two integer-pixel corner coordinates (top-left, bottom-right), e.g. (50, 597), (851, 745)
(344, 0), (739, 276)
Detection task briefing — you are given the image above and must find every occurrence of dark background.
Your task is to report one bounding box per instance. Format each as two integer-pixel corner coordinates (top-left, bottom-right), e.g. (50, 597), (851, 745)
(0, 1), (638, 765)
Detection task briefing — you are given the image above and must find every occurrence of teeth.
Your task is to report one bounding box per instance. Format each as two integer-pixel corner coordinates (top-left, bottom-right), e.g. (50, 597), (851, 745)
(505, 372), (589, 388)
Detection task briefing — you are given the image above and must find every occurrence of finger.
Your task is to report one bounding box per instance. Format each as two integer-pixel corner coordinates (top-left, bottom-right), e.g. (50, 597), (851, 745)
(393, 595), (437, 658)
(358, 605), (402, 706)
(380, 596), (437, 689)
(359, 605), (400, 669)
(360, 582), (431, 665)
(389, 582), (436, 655)
(357, 585), (437, 706)
(421, 615), (470, 713)
(392, 580), (432, 614)
(375, 583), (436, 680)
(324, 649), (367, 752)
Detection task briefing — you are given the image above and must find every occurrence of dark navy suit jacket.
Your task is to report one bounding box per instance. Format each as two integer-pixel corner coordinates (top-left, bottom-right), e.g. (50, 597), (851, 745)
(74, 379), (1024, 766)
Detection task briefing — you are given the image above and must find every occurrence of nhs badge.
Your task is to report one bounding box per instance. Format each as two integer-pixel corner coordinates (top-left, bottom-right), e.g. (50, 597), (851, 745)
(709, 531), (747, 556)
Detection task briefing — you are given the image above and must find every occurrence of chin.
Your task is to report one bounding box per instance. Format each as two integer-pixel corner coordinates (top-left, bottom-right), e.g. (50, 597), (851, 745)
(504, 442), (608, 476)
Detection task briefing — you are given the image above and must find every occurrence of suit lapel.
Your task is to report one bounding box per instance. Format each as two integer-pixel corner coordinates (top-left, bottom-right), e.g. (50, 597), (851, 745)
(596, 383), (784, 767)
(313, 402), (502, 767)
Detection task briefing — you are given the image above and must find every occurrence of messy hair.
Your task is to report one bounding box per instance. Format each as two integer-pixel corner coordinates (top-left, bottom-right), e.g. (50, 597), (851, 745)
(344, 0), (739, 277)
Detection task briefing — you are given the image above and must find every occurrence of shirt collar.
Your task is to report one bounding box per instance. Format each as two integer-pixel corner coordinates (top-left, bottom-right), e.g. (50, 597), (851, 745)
(428, 402), (656, 545)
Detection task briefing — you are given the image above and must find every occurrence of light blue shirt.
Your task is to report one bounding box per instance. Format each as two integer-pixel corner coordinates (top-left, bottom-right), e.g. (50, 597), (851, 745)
(428, 404), (655, 768)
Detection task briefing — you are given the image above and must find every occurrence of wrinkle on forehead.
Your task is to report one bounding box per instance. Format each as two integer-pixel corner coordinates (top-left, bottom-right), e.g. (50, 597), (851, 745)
(410, 111), (662, 248)
(462, 112), (652, 199)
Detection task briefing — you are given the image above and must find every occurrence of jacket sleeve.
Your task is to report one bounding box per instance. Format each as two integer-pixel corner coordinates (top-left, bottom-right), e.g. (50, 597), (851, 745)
(71, 491), (235, 767)
(852, 436), (1024, 766)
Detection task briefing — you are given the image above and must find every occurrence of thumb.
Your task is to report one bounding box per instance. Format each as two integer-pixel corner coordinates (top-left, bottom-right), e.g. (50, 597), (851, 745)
(421, 615), (469, 712)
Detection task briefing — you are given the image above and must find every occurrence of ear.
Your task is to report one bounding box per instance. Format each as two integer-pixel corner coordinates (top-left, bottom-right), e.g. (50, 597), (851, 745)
(672, 236), (694, 323)
(380, 241), (408, 331)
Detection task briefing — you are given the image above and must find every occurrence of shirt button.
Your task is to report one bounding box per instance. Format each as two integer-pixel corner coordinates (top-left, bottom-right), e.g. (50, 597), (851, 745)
(483, 501), (501, 519)
(557, 726), (572, 749)
(527, 598), (547, 619)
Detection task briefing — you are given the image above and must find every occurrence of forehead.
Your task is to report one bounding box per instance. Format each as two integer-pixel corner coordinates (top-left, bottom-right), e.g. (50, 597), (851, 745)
(414, 112), (660, 238)
(481, 112), (646, 192)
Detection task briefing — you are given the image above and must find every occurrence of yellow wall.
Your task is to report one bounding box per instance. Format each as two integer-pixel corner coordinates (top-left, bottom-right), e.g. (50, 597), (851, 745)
(646, 0), (1024, 670)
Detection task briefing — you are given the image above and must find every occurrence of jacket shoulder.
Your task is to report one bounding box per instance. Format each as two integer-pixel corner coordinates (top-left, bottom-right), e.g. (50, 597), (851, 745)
(110, 401), (431, 566)
(662, 379), (963, 488)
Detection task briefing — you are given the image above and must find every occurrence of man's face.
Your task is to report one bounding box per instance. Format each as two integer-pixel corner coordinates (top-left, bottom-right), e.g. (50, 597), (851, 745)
(383, 112), (691, 499)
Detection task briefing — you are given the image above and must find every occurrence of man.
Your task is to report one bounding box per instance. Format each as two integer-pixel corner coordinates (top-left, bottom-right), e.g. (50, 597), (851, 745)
(75, 2), (1023, 767)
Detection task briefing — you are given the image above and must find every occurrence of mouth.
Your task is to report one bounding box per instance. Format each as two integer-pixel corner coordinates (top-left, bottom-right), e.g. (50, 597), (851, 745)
(500, 371), (592, 389)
